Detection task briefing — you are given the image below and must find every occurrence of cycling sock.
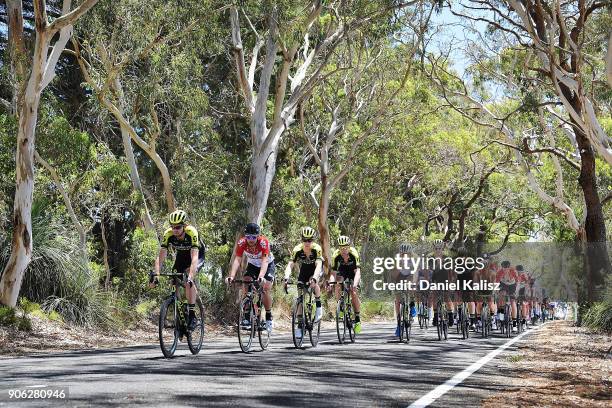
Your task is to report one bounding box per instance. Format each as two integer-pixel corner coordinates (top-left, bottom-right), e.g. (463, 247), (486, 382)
(266, 310), (272, 321)
(315, 297), (321, 308)
(355, 312), (361, 323)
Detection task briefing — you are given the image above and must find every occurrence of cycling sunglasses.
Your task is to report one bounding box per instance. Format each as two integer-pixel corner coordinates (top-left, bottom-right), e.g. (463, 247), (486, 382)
(171, 224), (184, 230)
(302, 238), (313, 243)
(245, 234), (258, 240)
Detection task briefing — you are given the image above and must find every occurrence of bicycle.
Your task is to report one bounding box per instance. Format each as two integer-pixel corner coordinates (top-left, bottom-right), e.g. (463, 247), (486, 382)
(233, 279), (270, 353)
(476, 297), (492, 338)
(285, 280), (321, 348)
(417, 291), (429, 330)
(499, 295), (512, 338)
(435, 293), (449, 341)
(456, 302), (470, 340)
(330, 279), (357, 344)
(397, 291), (414, 343)
(154, 271), (205, 358)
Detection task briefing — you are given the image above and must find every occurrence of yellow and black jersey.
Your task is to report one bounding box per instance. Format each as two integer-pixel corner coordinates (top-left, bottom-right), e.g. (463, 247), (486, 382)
(291, 242), (323, 272)
(161, 225), (202, 266)
(331, 247), (360, 273)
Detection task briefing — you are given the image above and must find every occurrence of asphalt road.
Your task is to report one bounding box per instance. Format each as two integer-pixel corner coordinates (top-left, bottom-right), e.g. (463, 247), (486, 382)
(0, 321), (543, 407)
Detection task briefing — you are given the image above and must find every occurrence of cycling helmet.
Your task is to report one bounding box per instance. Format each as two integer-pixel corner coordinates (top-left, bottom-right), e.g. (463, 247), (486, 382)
(244, 223), (260, 235)
(301, 226), (316, 240)
(516, 264), (524, 272)
(433, 239), (444, 250)
(337, 235), (350, 246)
(169, 209), (187, 225)
(399, 243), (413, 253)
(501, 260), (511, 268)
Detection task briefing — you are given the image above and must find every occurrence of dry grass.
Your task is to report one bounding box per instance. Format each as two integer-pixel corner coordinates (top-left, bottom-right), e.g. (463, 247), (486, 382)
(482, 320), (612, 408)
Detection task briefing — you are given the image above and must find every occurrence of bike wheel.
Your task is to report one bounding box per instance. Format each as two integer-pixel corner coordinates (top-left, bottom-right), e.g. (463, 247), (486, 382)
(336, 300), (346, 344)
(398, 301), (405, 343)
(238, 297), (255, 353)
(404, 312), (412, 343)
(258, 308), (271, 350)
(423, 303), (429, 329)
(505, 305), (511, 338)
(292, 298), (305, 349)
(436, 303), (443, 341)
(309, 301), (321, 348)
(347, 303), (355, 343)
(187, 297), (205, 355)
(481, 307), (488, 338)
(159, 297), (179, 358)
(418, 303), (424, 329)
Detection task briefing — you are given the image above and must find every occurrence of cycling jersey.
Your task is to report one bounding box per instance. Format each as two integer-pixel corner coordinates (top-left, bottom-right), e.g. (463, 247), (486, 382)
(291, 242), (323, 279)
(331, 247), (360, 278)
(161, 225), (204, 268)
(236, 235), (275, 267)
(496, 268), (518, 284)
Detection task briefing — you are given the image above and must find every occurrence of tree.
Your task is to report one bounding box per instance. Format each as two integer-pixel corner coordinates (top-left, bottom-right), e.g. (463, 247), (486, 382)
(1, 0), (99, 308)
(229, 0), (419, 224)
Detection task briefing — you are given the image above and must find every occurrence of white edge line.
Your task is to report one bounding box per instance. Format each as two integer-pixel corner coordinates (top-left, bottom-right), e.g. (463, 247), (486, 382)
(407, 323), (546, 408)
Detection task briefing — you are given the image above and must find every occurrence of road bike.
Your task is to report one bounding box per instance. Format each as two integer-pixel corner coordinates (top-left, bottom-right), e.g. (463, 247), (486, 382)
(330, 279), (357, 344)
(233, 279), (270, 353)
(286, 280), (321, 348)
(154, 271), (204, 358)
(416, 291), (430, 330)
(397, 290), (414, 343)
(435, 293), (449, 341)
(456, 302), (470, 339)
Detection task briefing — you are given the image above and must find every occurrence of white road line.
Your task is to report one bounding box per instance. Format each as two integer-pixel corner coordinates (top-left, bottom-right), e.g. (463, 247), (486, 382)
(407, 323), (545, 408)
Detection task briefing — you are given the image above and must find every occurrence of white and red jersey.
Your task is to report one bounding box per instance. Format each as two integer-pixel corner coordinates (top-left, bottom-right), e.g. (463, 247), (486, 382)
(496, 268), (518, 284)
(235, 235), (275, 267)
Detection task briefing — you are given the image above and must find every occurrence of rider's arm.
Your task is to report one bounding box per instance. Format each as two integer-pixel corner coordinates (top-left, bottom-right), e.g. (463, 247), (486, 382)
(313, 259), (323, 282)
(284, 261), (294, 281)
(154, 248), (168, 275)
(189, 248), (199, 280)
(228, 255), (242, 280)
(353, 268), (361, 288)
(258, 255), (269, 280)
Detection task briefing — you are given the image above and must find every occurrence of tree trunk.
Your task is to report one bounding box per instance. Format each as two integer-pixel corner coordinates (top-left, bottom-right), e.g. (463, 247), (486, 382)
(317, 175), (332, 277)
(6, 0), (26, 114)
(246, 142), (279, 224)
(118, 123), (156, 231)
(574, 125), (610, 302)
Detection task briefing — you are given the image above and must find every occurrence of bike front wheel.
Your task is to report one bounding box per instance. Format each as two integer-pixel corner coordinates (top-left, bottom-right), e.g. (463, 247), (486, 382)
(159, 297), (179, 358)
(292, 298), (305, 349)
(187, 297), (205, 355)
(238, 297), (256, 353)
(336, 300), (346, 344)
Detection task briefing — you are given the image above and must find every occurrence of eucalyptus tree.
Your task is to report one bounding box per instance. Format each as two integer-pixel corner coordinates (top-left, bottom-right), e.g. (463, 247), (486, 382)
(228, 0), (421, 224)
(1, 0), (99, 308)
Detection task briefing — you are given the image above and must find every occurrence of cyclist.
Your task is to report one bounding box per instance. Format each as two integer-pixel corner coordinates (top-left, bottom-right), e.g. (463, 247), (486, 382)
(226, 223), (276, 333)
(516, 265), (530, 326)
(496, 260), (518, 331)
(430, 239), (454, 327)
(283, 227), (324, 339)
(329, 235), (362, 334)
(391, 243), (418, 337)
(150, 209), (205, 330)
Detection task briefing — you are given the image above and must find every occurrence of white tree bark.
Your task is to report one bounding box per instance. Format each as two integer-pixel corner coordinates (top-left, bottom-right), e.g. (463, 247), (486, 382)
(606, 32), (612, 88)
(0, 0), (99, 307)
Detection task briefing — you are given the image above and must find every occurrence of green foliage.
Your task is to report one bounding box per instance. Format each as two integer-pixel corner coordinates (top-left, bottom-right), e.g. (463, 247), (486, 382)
(582, 302), (612, 334)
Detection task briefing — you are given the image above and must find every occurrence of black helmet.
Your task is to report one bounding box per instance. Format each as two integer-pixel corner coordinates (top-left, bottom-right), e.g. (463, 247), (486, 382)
(516, 265), (524, 272)
(501, 260), (511, 268)
(244, 223), (260, 235)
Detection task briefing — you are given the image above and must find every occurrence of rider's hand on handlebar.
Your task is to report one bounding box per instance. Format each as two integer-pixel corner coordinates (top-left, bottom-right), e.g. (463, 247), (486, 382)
(148, 271), (159, 288)
(257, 276), (264, 286)
(225, 276), (233, 285)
